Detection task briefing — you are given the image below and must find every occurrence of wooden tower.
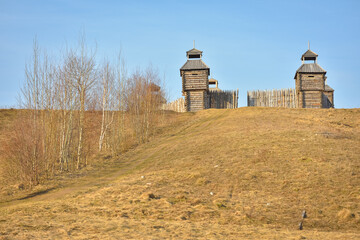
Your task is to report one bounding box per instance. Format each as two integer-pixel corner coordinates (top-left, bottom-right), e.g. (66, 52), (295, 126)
(180, 47), (210, 112)
(295, 47), (334, 108)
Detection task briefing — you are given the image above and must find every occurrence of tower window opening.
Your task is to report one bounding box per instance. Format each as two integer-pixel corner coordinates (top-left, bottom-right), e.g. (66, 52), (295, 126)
(189, 54), (201, 59)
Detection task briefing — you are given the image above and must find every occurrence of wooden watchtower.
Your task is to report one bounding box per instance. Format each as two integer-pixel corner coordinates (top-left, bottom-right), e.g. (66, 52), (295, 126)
(295, 47), (334, 108)
(180, 47), (210, 112)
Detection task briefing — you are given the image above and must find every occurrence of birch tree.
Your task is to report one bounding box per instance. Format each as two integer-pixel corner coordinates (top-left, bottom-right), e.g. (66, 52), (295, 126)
(106, 52), (128, 153)
(98, 61), (115, 151)
(63, 37), (97, 169)
(16, 39), (47, 186)
(56, 63), (77, 171)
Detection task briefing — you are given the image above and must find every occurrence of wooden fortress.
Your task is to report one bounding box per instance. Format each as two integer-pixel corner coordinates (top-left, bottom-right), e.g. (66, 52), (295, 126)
(180, 47), (238, 112)
(295, 48), (334, 108)
(247, 47), (334, 108)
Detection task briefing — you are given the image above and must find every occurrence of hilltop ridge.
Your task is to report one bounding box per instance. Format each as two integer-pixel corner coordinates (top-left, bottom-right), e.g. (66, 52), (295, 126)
(0, 107), (359, 239)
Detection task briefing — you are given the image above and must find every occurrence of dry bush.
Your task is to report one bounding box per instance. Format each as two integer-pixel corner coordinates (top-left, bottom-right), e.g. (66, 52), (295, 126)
(127, 67), (165, 143)
(2, 113), (45, 187)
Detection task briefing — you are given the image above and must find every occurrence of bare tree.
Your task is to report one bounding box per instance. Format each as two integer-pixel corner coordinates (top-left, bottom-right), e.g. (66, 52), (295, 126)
(107, 52), (128, 153)
(16, 38), (48, 186)
(63, 36), (97, 169)
(56, 63), (77, 171)
(20, 39), (42, 186)
(98, 61), (115, 151)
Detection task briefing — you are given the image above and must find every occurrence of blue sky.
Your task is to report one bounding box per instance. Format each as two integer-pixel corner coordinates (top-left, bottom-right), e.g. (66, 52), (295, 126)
(1, 0), (359, 108)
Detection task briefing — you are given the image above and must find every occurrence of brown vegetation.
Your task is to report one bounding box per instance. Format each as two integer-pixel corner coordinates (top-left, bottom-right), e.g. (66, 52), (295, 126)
(0, 107), (359, 239)
(0, 37), (165, 188)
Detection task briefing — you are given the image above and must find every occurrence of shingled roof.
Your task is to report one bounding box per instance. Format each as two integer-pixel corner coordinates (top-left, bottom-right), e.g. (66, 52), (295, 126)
(180, 59), (209, 72)
(296, 63), (326, 73)
(301, 49), (318, 61)
(186, 48), (203, 58)
(294, 63), (326, 79)
(325, 85), (334, 91)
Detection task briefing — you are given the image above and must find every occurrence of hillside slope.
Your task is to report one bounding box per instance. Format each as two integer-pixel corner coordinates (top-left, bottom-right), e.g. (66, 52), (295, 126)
(0, 107), (359, 239)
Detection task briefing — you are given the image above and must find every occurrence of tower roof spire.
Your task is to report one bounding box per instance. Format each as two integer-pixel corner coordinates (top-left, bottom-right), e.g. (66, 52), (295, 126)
(186, 41), (203, 59)
(181, 45), (209, 75)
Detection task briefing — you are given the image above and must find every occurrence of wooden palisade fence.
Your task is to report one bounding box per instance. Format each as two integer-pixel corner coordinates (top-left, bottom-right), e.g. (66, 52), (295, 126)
(209, 89), (239, 109)
(247, 88), (297, 108)
(162, 98), (186, 112)
(163, 89), (239, 113)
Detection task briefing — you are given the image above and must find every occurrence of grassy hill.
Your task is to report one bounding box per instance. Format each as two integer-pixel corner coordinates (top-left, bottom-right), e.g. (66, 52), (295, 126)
(0, 107), (359, 239)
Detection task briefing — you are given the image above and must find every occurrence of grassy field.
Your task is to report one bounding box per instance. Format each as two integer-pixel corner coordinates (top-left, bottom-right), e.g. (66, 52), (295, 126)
(0, 107), (359, 239)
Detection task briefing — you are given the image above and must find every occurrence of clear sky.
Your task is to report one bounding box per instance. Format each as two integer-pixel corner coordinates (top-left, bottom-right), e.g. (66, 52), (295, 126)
(1, 0), (359, 108)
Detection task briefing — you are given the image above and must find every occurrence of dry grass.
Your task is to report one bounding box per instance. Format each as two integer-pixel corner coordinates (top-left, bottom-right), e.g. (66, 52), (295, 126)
(0, 107), (359, 239)
(0, 109), (19, 185)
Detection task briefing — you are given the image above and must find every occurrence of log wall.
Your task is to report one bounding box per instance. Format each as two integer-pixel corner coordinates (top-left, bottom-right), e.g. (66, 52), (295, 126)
(299, 74), (325, 90)
(295, 73), (325, 91)
(182, 70), (209, 91)
(322, 92), (334, 108)
(295, 73), (326, 108)
(301, 91), (322, 108)
(185, 90), (208, 112)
